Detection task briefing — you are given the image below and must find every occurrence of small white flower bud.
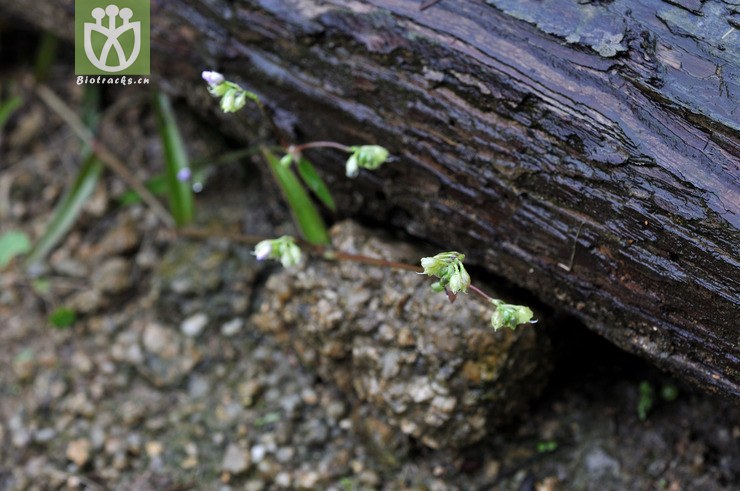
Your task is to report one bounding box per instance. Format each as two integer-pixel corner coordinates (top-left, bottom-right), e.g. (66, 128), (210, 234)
(202, 70), (225, 86)
(345, 154), (359, 178)
(253, 236), (302, 268)
(254, 240), (274, 261)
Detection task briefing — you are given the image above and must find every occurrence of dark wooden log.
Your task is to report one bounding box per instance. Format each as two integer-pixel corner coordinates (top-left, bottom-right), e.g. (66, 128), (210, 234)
(2, 0), (738, 397)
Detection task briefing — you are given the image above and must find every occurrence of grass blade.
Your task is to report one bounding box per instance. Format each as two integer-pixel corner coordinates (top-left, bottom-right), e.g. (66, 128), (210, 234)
(25, 153), (103, 266)
(296, 157), (336, 212)
(0, 96), (22, 131)
(262, 147), (330, 245)
(25, 87), (103, 267)
(153, 92), (194, 227)
(34, 31), (58, 84)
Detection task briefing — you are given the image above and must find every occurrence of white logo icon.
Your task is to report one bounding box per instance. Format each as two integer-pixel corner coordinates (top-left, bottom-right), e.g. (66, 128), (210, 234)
(84, 4), (141, 72)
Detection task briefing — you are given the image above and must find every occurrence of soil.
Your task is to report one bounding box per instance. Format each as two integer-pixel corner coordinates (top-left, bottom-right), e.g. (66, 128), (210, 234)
(0, 51), (737, 491)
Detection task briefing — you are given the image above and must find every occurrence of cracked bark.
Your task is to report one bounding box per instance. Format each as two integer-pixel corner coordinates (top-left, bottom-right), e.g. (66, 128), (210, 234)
(2, 0), (738, 397)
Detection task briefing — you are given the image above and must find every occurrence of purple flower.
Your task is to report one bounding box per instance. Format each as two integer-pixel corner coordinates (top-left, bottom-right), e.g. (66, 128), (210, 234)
(201, 70), (225, 86)
(177, 167), (191, 182)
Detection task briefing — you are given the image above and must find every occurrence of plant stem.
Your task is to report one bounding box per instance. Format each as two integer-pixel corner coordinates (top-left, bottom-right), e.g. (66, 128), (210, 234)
(252, 97), (288, 148)
(178, 226), (421, 272)
(468, 283), (497, 304)
(318, 248), (423, 273)
(179, 227), (268, 246)
(292, 141), (353, 153)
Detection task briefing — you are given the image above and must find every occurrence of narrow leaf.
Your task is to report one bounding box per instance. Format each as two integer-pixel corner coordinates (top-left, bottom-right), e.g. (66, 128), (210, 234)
(153, 92), (194, 227)
(0, 96), (22, 130)
(25, 153), (103, 266)
(0, 231), (32, 268)
(262, 147), (330, 245)
(296, 157), (336, 212)
(34, 32), (58, 83)
(25, 86), (103, 267)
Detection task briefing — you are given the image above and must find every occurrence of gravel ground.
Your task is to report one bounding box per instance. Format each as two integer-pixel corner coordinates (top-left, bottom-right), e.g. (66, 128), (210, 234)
(0, 66), (738, 491)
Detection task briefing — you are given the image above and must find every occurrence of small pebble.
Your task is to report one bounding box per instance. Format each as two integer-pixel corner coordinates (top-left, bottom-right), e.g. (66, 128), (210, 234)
(181, 313), (209, 337)
(222, 443), (250, 475)
(301, 388), (318, 405)
(250, 444), (267, 464)
(34, 428), (56, 443)
(66, 438), (91, 467)
(221, 318), (244, 337)
(91, 257), (132, 293)
(295, 470), (320, 489)
(245, 480), (266, 491)
(145, 441), (164, 458)
(275, 472), (291, 487)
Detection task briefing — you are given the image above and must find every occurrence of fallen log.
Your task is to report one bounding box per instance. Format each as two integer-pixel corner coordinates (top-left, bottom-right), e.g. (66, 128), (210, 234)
(2, 0), (738, 397)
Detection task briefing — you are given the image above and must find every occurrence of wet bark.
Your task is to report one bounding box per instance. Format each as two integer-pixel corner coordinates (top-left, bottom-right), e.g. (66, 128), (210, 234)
(2, 0), (738, 397)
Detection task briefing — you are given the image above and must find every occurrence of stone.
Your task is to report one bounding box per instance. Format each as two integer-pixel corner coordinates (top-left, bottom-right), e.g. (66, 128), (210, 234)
(92, 216), (140, 257)
(34, 428), (56, 443)
(244, 480), (266, 491)
(275, 472), (291, 487)
(52, 258), (88, 277)
(91, 257), (132, 293)
(584, 446), (621, 477)
(68, 289), (104, 314)
(295, 470), (320, 489)
(66, 438), (91, 467)
(300, 388), (318, 405)
(142, 323), (170, 354)
(138, 321), (199, 386)
(250, 444), (267, 464)
(181, 313), (209, 337)
(71, 351), (94, 373)
(222, 443), (250, 475)
(221, 318), (244, 337)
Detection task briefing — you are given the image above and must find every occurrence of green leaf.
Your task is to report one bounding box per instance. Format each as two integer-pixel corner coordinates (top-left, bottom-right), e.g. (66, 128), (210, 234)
(49, 307), (76, 329)
(153, 92), (195, 227)
(117, 174), (168, 205)
(296, 157), (336, 212)
(0, 96), (23, 131)
(262, 147), (329, 245)
(0, 231), (32, 268)
(25, 153), (103, 267)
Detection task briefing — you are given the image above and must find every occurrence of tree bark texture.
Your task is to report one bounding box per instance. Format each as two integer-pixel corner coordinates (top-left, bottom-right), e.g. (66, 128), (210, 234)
(1, 0), (738, 397)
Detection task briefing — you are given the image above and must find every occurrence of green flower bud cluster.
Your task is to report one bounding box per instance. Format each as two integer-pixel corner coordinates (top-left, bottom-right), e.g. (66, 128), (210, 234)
(345, 145), (390, 178)
(202, 70), (259, 113)
(419, 251), (471, 294)
(490, 300), (535, 331)
(253, 236), (302, 268)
